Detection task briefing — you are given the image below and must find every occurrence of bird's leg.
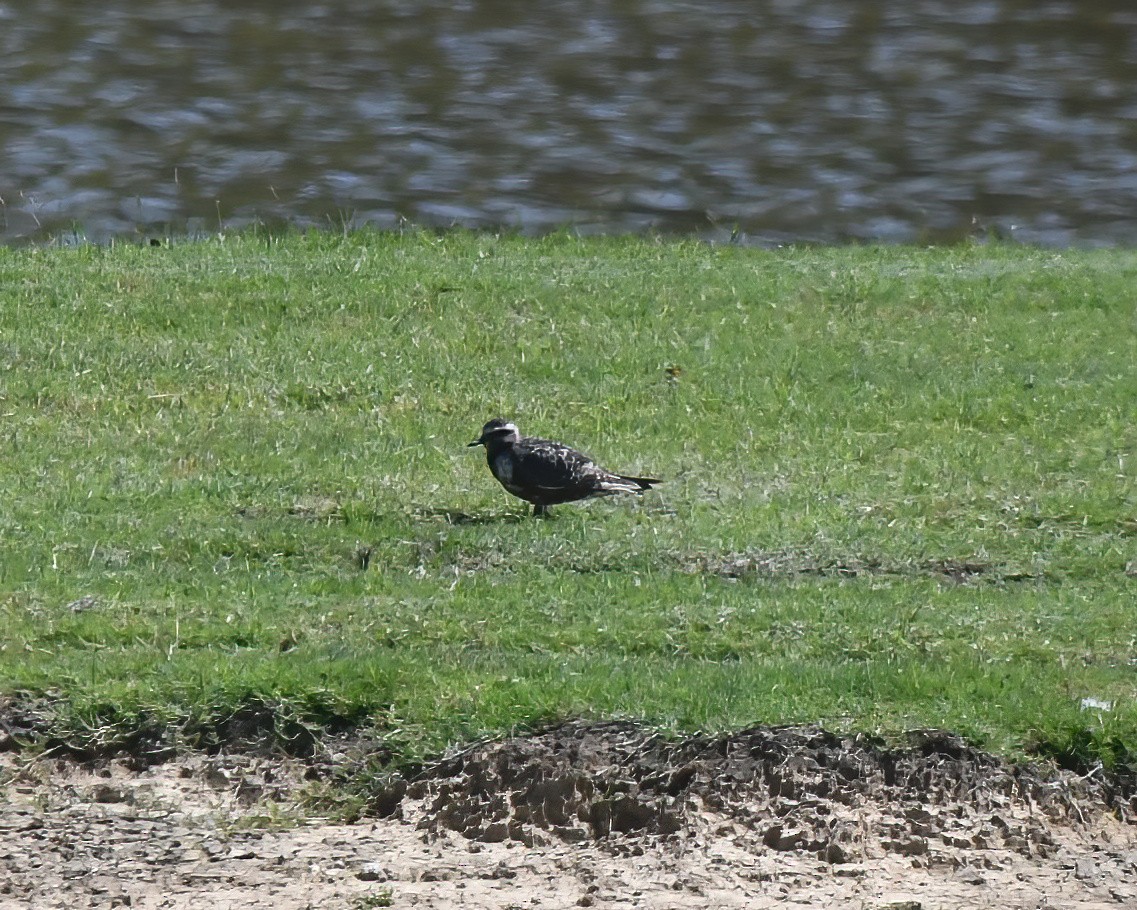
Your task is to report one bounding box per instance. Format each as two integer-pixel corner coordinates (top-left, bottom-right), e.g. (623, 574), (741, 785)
(533, 503), (549, 518)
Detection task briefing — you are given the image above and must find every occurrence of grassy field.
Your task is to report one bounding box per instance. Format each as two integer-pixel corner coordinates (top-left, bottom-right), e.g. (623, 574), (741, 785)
(0, 230), (1134, 772)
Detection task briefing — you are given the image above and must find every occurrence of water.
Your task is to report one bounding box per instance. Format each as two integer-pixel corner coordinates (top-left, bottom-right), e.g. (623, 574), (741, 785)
(2, 0), (1136, 246)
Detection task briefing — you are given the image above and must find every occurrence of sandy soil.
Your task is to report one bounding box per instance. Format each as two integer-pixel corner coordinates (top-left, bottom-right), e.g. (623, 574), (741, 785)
(1, 722), (1134, 910)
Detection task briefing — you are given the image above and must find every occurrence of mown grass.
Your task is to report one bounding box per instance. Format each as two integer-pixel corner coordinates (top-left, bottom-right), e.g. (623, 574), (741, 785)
(0, 230), (1134, 771)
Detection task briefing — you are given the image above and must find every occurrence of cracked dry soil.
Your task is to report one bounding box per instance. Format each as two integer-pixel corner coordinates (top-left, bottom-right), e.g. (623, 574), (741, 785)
(1, 721), (1135, 909)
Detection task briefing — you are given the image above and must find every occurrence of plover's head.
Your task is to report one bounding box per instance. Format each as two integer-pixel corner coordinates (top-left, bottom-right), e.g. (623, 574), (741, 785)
(468, 418), (521, 448)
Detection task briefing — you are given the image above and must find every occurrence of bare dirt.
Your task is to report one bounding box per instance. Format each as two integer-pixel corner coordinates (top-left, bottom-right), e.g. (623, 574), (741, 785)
(1, 721), (1135, 910)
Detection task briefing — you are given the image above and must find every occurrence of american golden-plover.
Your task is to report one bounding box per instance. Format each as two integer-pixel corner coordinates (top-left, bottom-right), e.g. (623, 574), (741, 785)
(468, 418), (661, 516)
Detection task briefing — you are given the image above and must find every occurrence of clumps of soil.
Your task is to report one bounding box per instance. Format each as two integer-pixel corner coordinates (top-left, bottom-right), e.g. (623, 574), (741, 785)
(397, 720), (1128, 862)
(2, 718), (1136, 909)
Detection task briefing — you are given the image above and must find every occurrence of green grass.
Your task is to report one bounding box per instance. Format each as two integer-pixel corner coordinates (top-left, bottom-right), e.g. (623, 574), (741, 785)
(0, 230), (1135, 771)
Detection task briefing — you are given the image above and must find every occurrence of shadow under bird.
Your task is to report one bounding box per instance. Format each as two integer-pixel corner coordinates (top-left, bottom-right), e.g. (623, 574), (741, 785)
(468, 418), (662, 516)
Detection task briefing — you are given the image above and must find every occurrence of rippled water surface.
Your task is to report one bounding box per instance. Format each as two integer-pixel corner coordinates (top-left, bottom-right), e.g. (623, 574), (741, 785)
(3, 0), (1137, 245)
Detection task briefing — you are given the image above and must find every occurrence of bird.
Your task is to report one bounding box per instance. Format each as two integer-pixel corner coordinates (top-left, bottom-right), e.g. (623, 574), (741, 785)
(467, 418), (661, 516)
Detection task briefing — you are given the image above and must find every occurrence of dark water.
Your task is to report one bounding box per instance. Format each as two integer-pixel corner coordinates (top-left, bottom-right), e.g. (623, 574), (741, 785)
(3, 0), (1137, 246)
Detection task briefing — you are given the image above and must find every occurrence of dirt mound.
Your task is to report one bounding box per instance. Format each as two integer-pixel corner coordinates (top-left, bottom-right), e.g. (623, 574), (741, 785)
(403, 721), (1125, 860)
(1, 720), (1135, 909)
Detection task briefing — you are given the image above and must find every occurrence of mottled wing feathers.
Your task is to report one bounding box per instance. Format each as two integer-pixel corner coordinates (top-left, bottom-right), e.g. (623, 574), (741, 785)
(512, 437), (608, 500)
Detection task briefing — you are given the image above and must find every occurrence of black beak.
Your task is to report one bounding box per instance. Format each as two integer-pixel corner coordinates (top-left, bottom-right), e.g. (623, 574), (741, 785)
(467, 436), (484, 447)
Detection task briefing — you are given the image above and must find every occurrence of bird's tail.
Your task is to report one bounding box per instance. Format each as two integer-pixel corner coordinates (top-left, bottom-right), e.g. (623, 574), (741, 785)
(618, 475), (662, 491)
